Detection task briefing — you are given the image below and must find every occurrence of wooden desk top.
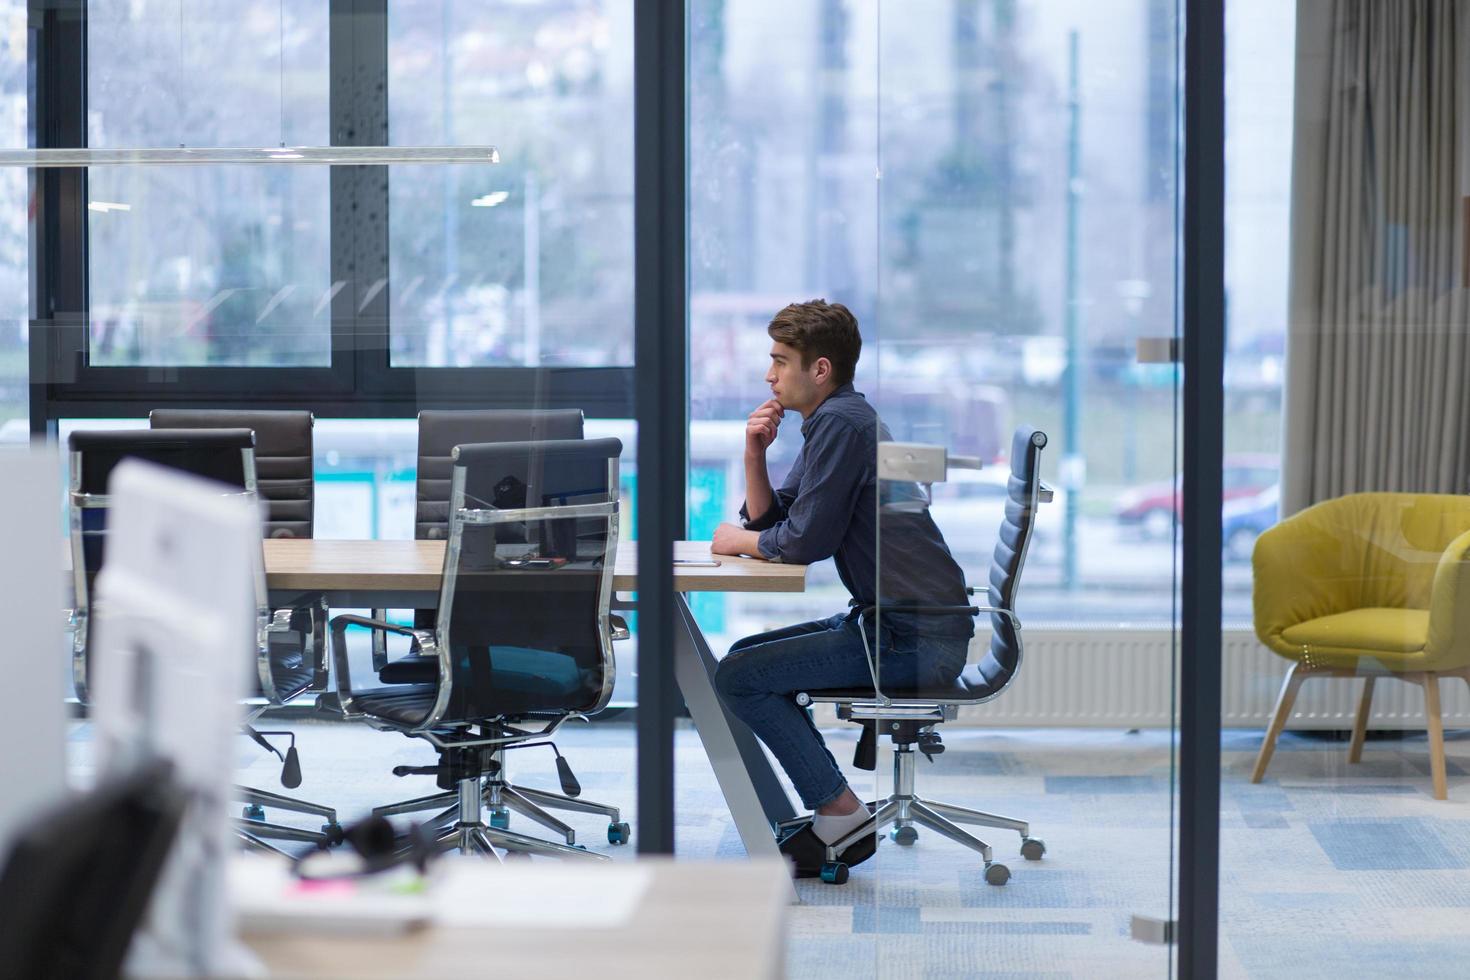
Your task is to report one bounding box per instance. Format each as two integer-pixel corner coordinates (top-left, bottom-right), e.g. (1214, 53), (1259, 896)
(263, 539), (807, 594)
(239, 858), (788, 979)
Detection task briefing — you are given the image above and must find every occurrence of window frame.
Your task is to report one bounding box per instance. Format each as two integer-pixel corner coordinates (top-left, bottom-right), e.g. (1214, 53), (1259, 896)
(27, 0), (634, 431)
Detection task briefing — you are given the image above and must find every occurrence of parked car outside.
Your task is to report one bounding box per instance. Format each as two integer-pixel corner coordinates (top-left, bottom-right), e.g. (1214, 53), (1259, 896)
(1114, 453), (1277, 539)
(1222, 483), (1278, 562)
(925, 466), (1064, 568)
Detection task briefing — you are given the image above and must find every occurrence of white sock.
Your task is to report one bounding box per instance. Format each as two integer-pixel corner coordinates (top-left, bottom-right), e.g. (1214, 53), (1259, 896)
(812, 805), (870, 845)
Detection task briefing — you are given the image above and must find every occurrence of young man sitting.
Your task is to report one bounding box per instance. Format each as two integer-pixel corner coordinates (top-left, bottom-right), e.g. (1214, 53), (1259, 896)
(711, 299), (974, 876)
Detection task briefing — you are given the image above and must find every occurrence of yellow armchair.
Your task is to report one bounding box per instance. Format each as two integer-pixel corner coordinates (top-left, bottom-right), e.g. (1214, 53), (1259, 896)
(1250, 492), (1470, 799)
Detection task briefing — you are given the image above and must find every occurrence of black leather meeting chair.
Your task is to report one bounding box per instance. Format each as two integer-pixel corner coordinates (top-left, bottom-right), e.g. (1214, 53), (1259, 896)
(145, 410), (334, 847)
(413, 409), (585, 541)
(367, 409), (624, 849)
(372, 409), (587, 677)
(790, 426), (1051, 886)
(150, 409), (315, 539)
(330, 437), (628, 859)
(67, 428), (339, 855)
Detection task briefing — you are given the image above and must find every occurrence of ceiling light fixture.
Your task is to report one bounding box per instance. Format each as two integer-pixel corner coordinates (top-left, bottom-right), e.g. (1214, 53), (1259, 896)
(471, 191), (511, 208)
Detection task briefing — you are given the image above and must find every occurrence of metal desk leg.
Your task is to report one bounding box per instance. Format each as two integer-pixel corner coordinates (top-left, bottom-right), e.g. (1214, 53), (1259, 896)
(672, 594), (797, 864)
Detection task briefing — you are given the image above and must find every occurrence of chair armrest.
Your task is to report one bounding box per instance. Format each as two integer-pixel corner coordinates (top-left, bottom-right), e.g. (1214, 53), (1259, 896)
(1426, 528), (1470, 668)
(328, 614), (438, 717)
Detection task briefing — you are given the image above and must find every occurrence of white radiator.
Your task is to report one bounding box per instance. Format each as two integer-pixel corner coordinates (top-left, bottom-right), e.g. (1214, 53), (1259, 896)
(936, 628), (1470, 729)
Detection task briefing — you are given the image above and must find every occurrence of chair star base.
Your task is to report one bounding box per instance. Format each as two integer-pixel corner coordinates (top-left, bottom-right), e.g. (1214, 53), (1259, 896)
(777, 744), (1040, 886)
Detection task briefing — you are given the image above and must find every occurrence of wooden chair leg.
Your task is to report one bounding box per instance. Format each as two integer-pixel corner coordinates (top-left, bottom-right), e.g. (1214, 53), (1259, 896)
(1421, 673), (1448, 800)
(1252, 662), (1307, 783)
(1348, 676), (1375, 763)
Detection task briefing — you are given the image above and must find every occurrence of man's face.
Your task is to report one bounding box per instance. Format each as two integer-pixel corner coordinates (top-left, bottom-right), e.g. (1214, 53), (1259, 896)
(765, 341), (827, 415)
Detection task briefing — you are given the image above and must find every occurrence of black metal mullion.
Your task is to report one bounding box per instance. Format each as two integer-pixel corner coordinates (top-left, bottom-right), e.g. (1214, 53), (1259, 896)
(633, 0), (686, 856)
(1179, 0), (1225, 974)
(29, 0), (87, 436)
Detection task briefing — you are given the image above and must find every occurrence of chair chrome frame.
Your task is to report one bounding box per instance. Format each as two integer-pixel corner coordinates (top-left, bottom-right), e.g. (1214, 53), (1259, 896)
(330, 452), (624, 860)
(65, 437), (338, 857)
(792, 433), (1052, 883)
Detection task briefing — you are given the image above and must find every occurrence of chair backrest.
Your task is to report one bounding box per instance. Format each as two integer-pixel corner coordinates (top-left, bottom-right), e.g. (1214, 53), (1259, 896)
(150, 409), (315, 539)
(415, 410), (584, 540)
(0, 760), (185, 980)
(67, 429), (258, 703)
(423, 437), (621, 726)
(973, 426), (1048, 692)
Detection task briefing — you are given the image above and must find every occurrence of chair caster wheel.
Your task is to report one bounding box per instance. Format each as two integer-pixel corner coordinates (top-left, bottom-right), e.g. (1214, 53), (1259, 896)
(321, 822), (345, 846)
(1020, 837), (1046, 861)
(242, 804), (265, 822)
(891, 826), (918, 846)
(819, 862), (849, 884)
(608, 822), (631, 845)
(984, 862), (1010, 886)
(488, 810), (510, 830)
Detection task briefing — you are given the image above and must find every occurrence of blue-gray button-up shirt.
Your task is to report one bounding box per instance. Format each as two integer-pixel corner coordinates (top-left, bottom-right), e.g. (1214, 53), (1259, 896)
(741, 384), (974, 639)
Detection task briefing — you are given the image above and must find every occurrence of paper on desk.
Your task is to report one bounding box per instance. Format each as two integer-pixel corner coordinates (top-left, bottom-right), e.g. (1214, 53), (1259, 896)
(230, 856), (432, 936)
(230, 856), (652, 934)
(433, 864), (652, 929)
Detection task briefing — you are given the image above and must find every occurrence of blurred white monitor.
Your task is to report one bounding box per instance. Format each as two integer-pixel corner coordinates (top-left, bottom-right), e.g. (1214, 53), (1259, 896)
(92, 458), (261, 978)
(0, 447), (65, 861)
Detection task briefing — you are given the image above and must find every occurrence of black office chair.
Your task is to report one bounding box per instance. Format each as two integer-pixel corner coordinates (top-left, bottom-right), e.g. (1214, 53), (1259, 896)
(330, 438), (628, 859)
(145, 410), (335, 846)
(372, 409), (587, 676)
(790, 426), (1051, 886)
(366, 410), (625, 849)
(67, 428), (340, 855)
(0, 760), (186, 980)
(150, 409), (315, 539)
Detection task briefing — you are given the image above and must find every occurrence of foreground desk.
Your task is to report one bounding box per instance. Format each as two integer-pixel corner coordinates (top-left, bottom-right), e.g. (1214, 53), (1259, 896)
(239, 858), (788, 979)
(264, 539), (804, 867)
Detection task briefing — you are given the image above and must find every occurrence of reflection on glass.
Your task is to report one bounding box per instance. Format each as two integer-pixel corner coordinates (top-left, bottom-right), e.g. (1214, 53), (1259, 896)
(1223, 1), (1470, 973)
(0, 2), (25, 433)
(86, 167), (331, 367)
(86, 0), (331, 368)
(387, 0), (633, 367)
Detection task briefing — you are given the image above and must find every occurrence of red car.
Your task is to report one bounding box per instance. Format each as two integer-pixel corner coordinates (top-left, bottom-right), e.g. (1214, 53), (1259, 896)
(1114, 454), (1278, 539)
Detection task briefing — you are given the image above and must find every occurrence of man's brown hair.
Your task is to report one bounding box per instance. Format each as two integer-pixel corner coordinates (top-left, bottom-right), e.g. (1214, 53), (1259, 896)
(767, 300), (862, 387)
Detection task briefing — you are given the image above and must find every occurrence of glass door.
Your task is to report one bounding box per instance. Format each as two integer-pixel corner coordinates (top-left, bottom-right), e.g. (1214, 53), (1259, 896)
(865, 1), (1183, 971)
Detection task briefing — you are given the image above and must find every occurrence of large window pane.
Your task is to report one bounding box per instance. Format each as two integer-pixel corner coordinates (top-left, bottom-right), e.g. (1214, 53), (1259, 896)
(387, 0), (634, 368)
(85, 0), (330, 367)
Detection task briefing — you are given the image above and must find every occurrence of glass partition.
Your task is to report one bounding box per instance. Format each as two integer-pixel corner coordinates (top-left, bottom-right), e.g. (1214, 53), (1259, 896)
(868, 1), (1181, 971)
(1220, 1), (1470, 972)
(39, 0), (647, 883)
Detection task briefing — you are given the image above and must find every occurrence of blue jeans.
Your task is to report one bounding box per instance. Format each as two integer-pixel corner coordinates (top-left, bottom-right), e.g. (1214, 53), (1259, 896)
(714, 612), (970, 811)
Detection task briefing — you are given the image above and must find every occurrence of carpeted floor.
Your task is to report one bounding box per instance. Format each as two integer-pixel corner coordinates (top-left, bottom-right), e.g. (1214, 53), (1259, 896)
(67, 718), (1470, 979)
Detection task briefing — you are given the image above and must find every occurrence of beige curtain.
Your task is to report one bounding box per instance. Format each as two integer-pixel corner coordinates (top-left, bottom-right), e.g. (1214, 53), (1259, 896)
(1282, 0), (1468, 516)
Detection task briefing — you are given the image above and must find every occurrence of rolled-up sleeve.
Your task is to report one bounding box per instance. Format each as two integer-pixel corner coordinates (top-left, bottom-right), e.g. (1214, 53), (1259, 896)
(739, 487), (793, 532)
(756, 416), (865, 564)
